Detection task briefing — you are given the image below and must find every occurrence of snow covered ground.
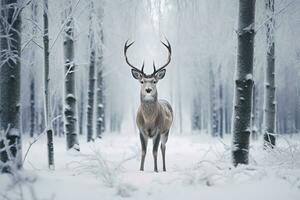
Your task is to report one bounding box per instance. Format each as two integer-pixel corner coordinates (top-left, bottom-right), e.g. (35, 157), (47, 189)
(1, 133), (300, 200)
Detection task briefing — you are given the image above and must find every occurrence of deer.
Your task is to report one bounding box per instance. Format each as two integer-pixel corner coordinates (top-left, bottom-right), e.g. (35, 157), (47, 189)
(124, 39), (173, 172)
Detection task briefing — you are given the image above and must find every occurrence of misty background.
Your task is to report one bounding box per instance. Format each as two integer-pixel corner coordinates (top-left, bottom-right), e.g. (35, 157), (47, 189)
(20, 0), (300, 135)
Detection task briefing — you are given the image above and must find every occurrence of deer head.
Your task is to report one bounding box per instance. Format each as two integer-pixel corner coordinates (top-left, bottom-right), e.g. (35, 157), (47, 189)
(124, 39), (172, 102)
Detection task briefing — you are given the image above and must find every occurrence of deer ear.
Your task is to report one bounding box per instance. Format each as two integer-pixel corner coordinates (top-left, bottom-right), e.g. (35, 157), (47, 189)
(131, 69), (143, 80)
(155, 69), (166, 80)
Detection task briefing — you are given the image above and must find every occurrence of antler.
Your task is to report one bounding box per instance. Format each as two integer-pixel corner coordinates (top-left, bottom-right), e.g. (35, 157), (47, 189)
(124, 40), (144, 74)
(152, 38), (172, 75)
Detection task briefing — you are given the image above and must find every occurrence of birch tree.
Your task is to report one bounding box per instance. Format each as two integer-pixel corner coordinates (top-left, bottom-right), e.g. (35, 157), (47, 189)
(63, 1), (79, 150)
(87, 2), (96, 142)
(0, 0), (22, 172)
(29, 0), (38, 138)
(192, 98), (201, 130)
(232, 0), (256, 166)
(209, 68), (218, 137)
(78, 85), (84, 135)
(252, 84), (259, 140)
(43, 0), (55, 169)
(30, 77), (35, 137)
(96, 5), (105, 138)
(218, 78), (224, 138)
(263, 0), (276, 148)
(96, 69), (105, 138)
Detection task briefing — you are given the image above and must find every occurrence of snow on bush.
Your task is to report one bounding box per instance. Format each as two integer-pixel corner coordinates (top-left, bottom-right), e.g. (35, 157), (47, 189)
(180, 136), (300, 188)
(0, 168), (44, 200)
(68, 146), (138, 197)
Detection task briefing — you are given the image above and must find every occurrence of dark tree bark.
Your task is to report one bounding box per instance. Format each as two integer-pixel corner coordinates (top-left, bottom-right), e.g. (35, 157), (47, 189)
(0, 0), (22, 173)
(209, 68), (218, 137)
(96, 8), (105, 138)
(219, 82), (224, 138)
(251, 84), (259, 140)
(87, 3), (96, 142)
(63, 3), (79, 150)
(96, 70), (105, 138)
(218, 66), (224, 138)
(30, 78), (35, 137)
(232, 0), (256, 166)
(263, 0), (276, 148)
(192, 98), (201, 130)
(79, 87), (84, 135)
(29, 0), (38, 138)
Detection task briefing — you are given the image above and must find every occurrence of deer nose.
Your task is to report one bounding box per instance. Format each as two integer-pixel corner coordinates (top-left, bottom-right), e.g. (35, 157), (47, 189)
(146, 88), (152, 93)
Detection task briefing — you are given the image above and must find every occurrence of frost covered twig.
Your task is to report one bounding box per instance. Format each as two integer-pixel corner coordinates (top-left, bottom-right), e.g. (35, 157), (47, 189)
(22, 115), (62, 164)
(49, 0), (82, 51)
(0, 164), (51, 200)
(255, 0), (295, 33)
(69, 148), (137, 188)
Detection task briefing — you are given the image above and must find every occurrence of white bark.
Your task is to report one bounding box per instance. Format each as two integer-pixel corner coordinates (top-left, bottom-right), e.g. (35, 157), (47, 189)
(43, 0), (55, 169)
(263, 0), (276, 148)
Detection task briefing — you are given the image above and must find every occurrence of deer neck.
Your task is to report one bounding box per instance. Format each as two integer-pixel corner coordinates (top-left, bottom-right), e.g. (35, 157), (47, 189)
(140, 97), (159, 122)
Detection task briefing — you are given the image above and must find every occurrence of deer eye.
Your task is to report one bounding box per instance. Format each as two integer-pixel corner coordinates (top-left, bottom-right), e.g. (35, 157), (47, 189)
(153, 80), (157, 84)
(140, 80), (144, 84)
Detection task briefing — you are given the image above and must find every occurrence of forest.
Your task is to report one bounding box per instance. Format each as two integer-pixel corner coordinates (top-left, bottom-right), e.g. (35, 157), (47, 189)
(0, 0), (300, 199)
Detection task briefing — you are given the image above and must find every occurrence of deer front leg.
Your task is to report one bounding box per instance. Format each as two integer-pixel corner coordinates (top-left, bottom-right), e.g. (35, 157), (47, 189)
(152, 133), (161, 172)
(139, 132), (148, 171)
(160, 131), (169, 171)
(160, 144), (166, 171)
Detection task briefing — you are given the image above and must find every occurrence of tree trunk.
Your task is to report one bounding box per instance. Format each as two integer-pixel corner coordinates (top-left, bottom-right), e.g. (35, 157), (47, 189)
(251, 84), (258, 140)
(96, 70), (105, 138)
(209, 68), (218, 137)
(192, 98), (201, 130)
(263, 0), (276, 148)
(0, 0), (22, 173)
(63, 4), (79, 151)
(79, 87), (84, 135)
(43, 0), (55, 169)
(224, 86), (231, 134)
(218, 66), (224, 138)
(29, 0), (38, 138)
(232, 0), (256, 166)
(87, 3), (96, 142)
(219, 83), (224, 138)
(30, 79), (35, 137)
(96, 9), (105, 138)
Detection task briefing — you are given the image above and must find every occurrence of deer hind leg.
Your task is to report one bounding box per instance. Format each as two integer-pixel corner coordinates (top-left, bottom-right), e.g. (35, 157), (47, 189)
(152, 134), (161, 172)
(161, 131), (169, 171)
(139, 132), (148, 171)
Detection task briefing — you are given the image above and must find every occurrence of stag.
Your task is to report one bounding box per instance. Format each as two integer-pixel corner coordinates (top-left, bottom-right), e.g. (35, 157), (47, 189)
(124, 39), (173, 172)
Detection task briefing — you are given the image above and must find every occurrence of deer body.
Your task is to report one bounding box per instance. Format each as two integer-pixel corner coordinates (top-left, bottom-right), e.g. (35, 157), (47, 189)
(137, 100), (173, 138)
(124, 39), (173, 172)
(137, 98), (173, 172)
